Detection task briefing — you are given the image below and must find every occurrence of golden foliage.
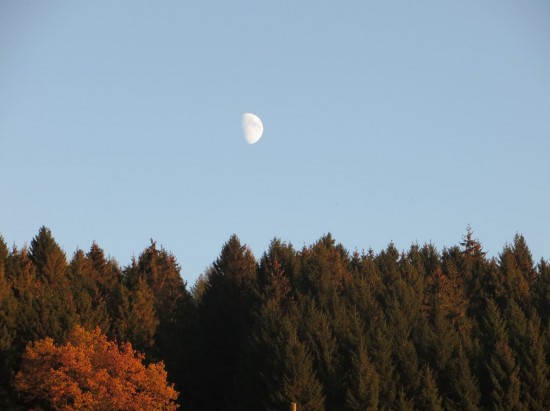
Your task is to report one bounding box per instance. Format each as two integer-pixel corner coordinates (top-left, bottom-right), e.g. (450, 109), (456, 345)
(14, 325), (179, 410)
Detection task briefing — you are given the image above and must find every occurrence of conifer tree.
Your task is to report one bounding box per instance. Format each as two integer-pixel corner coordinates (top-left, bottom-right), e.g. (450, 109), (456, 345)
(301, 298), (340, 407)
(197, 235), (258, 410)
(26, 227), (77, 341)
(345, 329), (379, 411)
(505, 300), (549, 410)
(68, 249), (111, 333)
(499, 237), (533, 311)
(534, 259), (550, 327)
(29, 226), (68, 285)
(443, 345), (481, 411)
(130, 241), (196, 403)
(111, 276), (158, 353)
(0, 237), (17, 407)
(416, 366), (444, 411)
(481, 299), (524, 410)
(233, 246), (296, 410)
(300, 234), (351, 314)
(0, 236), (7, 281)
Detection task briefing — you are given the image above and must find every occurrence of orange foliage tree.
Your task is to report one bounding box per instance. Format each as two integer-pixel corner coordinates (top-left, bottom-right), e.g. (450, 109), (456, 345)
(14, 325), (179, 410)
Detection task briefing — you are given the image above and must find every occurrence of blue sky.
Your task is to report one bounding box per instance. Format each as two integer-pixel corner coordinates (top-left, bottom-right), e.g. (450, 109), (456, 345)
(1, 1), (549, 284)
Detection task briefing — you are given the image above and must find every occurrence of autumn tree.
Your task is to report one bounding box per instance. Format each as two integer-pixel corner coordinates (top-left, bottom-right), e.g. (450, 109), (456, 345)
(14, 325), (179, 410)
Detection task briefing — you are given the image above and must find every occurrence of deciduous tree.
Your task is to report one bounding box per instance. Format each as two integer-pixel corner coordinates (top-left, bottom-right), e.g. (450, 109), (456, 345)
(14, 325), (178, 410)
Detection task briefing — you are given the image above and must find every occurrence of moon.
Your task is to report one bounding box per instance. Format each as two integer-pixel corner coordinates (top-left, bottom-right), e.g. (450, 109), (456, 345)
(242, 113), (264, 144)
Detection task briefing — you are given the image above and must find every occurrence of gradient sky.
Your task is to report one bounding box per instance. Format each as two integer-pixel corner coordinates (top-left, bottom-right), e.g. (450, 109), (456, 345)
(1, 1), (549, 284)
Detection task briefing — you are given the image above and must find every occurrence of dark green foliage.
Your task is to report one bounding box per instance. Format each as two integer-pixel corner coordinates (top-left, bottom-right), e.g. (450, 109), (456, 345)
(0, 227), (549, 410)
(417, 366), (444, 411)
(345, 329), (379, 410)
(111, 278), (158, 353)
(68, 248), (112, 333)
(29, 226), (68, 285)
(196, 235), (258, 410)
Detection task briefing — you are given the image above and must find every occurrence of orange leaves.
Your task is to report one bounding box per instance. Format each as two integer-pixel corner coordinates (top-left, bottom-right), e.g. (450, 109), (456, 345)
(14, 325), (179, 410)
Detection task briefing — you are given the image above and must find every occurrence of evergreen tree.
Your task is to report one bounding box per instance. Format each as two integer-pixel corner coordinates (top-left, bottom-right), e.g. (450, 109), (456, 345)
(499, 236), (533, 312)
(234, 245), (296, 410)
(0, 236), (7, 281)
(534, 259), (550, 327)
(0, 237), (18, 407)
(111, 275), (159, 353)
(130, 241), (196, 404)
(443, 345), (481, 411)
(27, 227), (77, 342)
(505, 300), (549, 410)
(416, 366), (444, 411)
(345, 327), (379, 411)
(300, 298), (340, 408)
(29, 226), (68, 285)
(273, 319), (325, 411)
(68, 249), (111, 333)
(481, 299), (524, 410)
(197, 235), (258, 410)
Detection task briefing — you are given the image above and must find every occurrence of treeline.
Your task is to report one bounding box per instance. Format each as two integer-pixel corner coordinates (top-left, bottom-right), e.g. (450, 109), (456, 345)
(0, 227), (549, 410)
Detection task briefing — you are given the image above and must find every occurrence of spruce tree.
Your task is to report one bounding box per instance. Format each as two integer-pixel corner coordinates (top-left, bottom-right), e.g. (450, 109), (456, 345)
(274, 320), (325, 411)
(197, 235), (258, 410)
(0, 238), (17, 407)
(481, 299), (524, 410)
(533, 259), (550, 327)
(29, 226), (68, 285)
(416, 366), (444, 411)
(444, 345), (481, 411)
(68, 249), (111, 333)
(345, 328), (379, 411)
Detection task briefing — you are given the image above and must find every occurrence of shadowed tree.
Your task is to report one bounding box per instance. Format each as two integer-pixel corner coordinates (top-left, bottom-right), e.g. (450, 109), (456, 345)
(481, 299), (523, 410)
(129, 241), (196, 406)
(0, 237), (18, 407)
(416, 366), (444, 411)
(197, 235), (258, 410)
(345, 324), (379, 411)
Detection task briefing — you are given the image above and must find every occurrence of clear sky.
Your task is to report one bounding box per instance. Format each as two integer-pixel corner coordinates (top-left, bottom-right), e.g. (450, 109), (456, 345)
(1, 1), (549, 284)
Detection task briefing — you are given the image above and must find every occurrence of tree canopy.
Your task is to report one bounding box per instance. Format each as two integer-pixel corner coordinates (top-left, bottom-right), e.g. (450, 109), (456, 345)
(14, 325), (179, 411)
(0, 227), (549, 410)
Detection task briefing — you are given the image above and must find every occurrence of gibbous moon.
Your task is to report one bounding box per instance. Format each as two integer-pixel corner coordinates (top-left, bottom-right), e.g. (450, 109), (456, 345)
(242, 113), (264, 144)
